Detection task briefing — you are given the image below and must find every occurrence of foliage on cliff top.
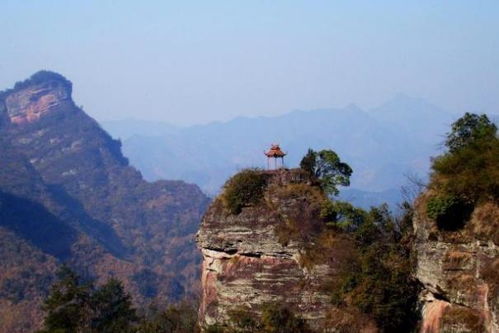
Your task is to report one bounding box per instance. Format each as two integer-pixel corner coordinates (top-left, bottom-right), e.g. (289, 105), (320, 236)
(222, 169), (271, 214)
(427, 112), (498, 229)
(300, 148), (352, 196)
(432, 112), (498, 202)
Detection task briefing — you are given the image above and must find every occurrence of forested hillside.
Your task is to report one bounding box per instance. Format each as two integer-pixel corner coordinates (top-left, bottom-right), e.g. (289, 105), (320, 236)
(0, 71), (209, 332)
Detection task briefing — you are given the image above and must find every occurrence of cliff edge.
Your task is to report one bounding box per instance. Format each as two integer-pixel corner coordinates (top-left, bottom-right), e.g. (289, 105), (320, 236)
(415, 192), (498, 332)
(196, 168), (377, 332)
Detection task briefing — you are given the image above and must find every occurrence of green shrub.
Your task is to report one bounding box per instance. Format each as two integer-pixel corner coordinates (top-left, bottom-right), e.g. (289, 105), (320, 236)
(426, 195), (473, 231)
(426, 113), (498, 230)
(432, 135), (499, 203)
(426, 195), (457, 220)
(222, 169), (270, 214)
(445, 112), (497, 153)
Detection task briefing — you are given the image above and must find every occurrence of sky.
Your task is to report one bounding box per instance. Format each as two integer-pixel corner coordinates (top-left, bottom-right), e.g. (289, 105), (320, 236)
(1, 1), (498, 125)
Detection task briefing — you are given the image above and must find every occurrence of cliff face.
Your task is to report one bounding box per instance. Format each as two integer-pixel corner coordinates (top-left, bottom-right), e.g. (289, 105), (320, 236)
(0, 71), (210, 332)
(196, 169), (376, 332)
(414, 193), (499, 333)
(3, 74), (72, 125)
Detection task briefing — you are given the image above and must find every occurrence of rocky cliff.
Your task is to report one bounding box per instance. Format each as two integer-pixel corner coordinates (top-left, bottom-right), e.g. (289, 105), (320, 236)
(197, 166), (498, 332)
(415, 192), (499, 333)
(2, 72), (72, 125)
(196, 169), (377, 332)
(0, 71), (210, 332)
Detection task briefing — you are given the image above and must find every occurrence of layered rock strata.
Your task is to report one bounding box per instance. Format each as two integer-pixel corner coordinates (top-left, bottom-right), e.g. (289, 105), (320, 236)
(415, 193), (499, 333)
(196, 169), (375, 332)
(4, 76), (72, 124)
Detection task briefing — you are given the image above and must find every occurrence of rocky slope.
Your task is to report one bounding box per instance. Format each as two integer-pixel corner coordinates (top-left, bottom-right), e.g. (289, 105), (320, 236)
(0, 71), (210, 332)
(196, 169), (377, 332)
(414, 192), (499, 332)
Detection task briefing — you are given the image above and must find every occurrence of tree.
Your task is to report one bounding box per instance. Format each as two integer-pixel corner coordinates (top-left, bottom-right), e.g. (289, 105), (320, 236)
(38, 268), (138, 333)
(90, 278), (137, 333)
(445, 112), (497, 152)
(432, 112), (498, 204)
(37, 266), (92, 333)
(423, 113), (498, 230)
(300, 149), (352, 196)
(320, 200), (366, 231)
(331, 205), (420, 332)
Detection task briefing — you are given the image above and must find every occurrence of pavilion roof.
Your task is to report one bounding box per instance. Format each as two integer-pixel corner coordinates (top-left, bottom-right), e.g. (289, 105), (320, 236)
(265, 144), (286, 157)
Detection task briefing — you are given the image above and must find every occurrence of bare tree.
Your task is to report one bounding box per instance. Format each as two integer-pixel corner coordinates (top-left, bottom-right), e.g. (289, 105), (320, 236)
(400, 172), (427, 204)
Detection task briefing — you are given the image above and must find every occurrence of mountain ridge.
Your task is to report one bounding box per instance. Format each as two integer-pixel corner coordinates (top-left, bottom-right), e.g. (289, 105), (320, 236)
(99, 97), (450, 201)
(0, 71), (210, 333)
(102, 96), (497, 209)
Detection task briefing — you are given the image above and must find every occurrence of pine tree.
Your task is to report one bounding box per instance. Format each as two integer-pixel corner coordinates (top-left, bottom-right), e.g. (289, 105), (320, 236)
(90, 278), (138, 333)
(37, 266), (92, 333)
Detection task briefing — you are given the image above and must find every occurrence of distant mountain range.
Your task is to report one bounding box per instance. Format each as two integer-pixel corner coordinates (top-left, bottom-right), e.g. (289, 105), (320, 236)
(102, 94), (497, 209)
(0, 71), (209, 332)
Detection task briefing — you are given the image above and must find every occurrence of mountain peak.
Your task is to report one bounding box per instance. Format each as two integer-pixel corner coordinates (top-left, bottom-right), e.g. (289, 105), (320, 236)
(0, 71), (74, 125)
(13, 70), (72, 91)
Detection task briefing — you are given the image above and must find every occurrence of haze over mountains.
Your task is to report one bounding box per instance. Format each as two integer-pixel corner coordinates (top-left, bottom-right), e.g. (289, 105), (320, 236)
(103, 95), (497, 208)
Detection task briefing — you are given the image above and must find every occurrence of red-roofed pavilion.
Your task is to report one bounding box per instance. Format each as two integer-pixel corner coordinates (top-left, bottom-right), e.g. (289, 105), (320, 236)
(264, 144), (286, 170)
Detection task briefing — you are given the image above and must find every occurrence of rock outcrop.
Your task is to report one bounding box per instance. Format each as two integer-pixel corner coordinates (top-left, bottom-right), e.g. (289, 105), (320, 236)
(414, 192), (499, 333)
(3, 72), (72, 124)
(196, 169), (376, 332)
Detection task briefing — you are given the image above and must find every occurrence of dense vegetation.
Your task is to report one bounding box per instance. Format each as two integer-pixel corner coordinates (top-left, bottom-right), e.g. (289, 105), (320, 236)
(326, 203), (420, 332)
(0, 71), (210, 332)
(300, 149), (417, 331)
(222, 169), (271, 214)
(300, 149), (419, 331)
(37, 267), (199, 333)
(427, 113), (498, 229)
(37, 266), (137, 333)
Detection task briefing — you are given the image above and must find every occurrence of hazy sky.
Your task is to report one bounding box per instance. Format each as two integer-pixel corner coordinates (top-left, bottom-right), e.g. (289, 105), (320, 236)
(1, 1), (498, 125)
